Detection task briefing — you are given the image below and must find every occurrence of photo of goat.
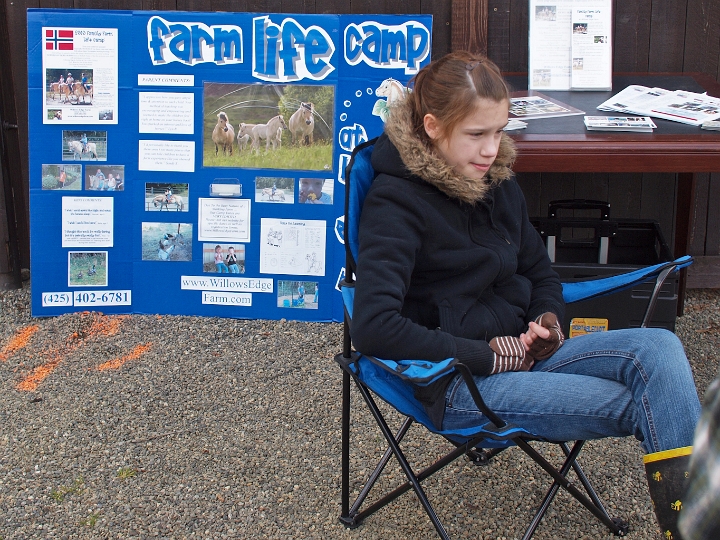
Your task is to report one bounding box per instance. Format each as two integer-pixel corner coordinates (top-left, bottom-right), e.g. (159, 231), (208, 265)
(203, 82), (334, 171)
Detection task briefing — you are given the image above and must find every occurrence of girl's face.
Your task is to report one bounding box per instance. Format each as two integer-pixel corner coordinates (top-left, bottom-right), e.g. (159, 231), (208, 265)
(424, 97), (509, 180)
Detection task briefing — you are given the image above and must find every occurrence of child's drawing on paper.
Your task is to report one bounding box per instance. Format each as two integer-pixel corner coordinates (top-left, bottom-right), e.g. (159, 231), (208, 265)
(372, 78), (407, 122)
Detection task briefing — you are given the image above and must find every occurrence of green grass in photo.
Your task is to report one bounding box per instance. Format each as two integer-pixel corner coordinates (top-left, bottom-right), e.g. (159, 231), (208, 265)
(69, 255), (106, 286)
(204, 139), (332, 171)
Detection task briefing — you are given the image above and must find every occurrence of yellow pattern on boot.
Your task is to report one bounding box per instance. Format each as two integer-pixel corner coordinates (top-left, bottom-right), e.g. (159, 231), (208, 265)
(643, 446), (693, 463)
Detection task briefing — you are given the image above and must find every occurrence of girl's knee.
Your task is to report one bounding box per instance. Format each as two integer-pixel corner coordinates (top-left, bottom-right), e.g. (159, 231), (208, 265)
(642, 328), (684, 355)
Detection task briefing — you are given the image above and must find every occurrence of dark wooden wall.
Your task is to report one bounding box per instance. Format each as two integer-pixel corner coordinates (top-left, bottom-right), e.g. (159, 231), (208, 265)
(3, 0), (720, 286)
(476, 0), (720, 287)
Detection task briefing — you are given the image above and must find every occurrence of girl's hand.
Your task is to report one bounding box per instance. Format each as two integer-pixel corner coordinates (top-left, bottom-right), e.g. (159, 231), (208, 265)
(520, 313), (565, 360)
(489, 336), (535, 374)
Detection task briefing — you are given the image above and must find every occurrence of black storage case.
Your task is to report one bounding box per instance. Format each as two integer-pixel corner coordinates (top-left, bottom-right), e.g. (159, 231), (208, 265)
(531, 200), (679, 336)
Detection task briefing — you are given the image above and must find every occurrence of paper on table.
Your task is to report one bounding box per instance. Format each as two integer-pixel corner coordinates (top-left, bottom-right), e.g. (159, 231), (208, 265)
(584, 116), (656, 132)
(636, 91), (720, 126)
(597, 86), (671, 113)
(509, 91), (585, 119)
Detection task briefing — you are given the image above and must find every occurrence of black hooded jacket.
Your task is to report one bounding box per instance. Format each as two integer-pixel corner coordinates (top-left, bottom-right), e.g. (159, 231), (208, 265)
(351, 103), (565, 427)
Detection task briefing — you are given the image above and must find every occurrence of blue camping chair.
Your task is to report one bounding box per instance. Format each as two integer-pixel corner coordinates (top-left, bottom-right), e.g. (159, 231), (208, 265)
(336, 138), (693, 539)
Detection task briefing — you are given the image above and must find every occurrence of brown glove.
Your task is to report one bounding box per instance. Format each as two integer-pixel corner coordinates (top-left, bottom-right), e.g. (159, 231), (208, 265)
(527, 312), (565, 360)
(489, 336), (534, 374)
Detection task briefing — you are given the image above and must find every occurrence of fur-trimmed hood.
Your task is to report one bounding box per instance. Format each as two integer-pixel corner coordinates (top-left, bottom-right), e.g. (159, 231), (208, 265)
(381, 97), (516, 204)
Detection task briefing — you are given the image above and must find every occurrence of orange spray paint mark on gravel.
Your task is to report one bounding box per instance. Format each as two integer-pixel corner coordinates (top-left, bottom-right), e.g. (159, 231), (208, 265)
(96, 343), (152, 371)
(0, 325), (39, 362)
(16, 314), (129, 391)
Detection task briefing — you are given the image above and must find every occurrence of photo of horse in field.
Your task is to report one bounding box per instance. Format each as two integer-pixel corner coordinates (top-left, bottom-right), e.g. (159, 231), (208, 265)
(212, 112), (235, 156)
(203, 82), (333, 171)
(289, 102), (315, 146)
(250, 115), (287, 153)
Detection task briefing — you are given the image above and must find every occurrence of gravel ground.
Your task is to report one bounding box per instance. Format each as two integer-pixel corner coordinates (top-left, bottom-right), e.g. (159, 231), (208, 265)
(0, 284), (718, 540)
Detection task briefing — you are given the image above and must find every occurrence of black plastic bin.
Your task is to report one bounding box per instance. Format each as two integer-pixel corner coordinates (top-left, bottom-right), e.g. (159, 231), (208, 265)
(531, 200), (679, 336)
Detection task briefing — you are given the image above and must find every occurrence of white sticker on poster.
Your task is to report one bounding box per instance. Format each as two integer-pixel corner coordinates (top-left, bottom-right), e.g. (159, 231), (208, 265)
(201, 291), (252, 306)
(260, 218), (326, 276)
(138, 92), (194, 134)
(138, 140), (195, 172)
(197, 198), (250, 242)
(61, 196), (113, 247)
(138, 74), (195, 86)
(180, 275), (273, 293)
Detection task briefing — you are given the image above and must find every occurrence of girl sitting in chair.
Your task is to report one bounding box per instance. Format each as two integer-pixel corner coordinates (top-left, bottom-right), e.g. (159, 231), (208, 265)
(351, 51), (701, 539)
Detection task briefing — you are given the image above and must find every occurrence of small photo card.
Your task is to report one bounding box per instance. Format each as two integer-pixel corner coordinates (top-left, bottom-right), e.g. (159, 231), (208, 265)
(68, 251), (107, 287)
(277, 280), (318, 309)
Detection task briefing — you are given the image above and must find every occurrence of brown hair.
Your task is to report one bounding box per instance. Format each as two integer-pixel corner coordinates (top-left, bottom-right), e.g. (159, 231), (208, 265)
(409, 51), (509, 145)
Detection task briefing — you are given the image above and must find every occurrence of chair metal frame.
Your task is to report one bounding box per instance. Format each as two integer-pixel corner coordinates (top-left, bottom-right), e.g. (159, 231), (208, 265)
(336, 139), (690, 539)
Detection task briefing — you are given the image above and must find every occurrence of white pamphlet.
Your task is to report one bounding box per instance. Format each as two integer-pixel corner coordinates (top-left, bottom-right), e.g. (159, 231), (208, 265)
(42, 27), (119, 124)
(529, 0), (613, 91)
(584, 116), (656, 132)
(571, 6), (612, 90)
(597, 86), (720, 126)
(597, 86), (671, 113)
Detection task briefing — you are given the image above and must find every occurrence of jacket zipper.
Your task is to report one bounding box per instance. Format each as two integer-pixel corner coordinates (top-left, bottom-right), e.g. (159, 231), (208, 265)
(492, 226), (511, 244)
(478, 198), (511, 245)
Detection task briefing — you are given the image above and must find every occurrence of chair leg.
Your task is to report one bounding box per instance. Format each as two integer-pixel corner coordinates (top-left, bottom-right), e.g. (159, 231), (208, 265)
(518, 440), (628, 539)
(353, 378), (451, 539)
(348, 417), (413, 517)
(340, 371), (352, 526)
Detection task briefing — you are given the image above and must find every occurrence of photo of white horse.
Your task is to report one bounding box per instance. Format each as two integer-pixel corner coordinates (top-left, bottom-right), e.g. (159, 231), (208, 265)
(203, 82), (333, 171)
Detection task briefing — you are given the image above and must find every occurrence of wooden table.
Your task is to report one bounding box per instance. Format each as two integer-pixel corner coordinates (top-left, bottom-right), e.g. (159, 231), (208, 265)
(503, 73), (720, 310)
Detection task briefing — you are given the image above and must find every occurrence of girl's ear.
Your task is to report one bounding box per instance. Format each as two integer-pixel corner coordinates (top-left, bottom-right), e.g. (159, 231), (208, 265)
(423, 113), (441, 140)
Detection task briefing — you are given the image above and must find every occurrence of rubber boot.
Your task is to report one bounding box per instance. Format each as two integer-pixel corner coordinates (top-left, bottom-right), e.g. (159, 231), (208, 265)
(644, 446), (693, 540)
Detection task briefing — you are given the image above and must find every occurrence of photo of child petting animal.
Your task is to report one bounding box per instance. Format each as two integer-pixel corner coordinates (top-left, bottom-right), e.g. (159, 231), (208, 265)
(203, 83), (333, 171)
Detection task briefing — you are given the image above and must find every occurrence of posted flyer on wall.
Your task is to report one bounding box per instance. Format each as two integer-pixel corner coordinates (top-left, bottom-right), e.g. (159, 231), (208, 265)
(28, 9), (433, 321)
(529, 0), (612, 91)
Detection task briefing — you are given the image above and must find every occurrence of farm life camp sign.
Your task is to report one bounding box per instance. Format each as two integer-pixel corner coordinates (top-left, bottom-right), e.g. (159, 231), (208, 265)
(27, 9), (432, 322)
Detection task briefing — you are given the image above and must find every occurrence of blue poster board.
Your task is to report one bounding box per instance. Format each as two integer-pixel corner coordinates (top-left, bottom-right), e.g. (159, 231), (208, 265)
(27, 9), (432, 322)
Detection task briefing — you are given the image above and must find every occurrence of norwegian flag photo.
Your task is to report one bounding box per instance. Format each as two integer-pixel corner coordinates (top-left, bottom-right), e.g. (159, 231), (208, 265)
(45, 29), (74, 50)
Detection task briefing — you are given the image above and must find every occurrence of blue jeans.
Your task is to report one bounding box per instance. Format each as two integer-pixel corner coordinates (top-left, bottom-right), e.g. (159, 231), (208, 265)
(228, 264), (239, 274)
(215, 263), (229, 273)
(442, 328), (701, 453)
